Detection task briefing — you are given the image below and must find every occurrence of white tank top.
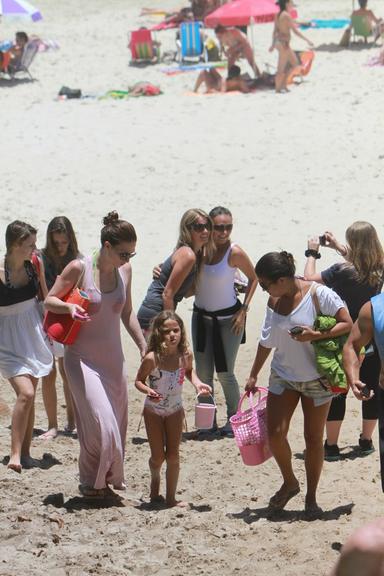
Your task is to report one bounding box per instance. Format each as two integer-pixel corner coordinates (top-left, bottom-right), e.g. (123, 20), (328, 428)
(194, 243), (237, 312)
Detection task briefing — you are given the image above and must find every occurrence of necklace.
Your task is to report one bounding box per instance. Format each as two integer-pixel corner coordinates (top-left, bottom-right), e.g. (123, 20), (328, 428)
(4, 256), (32, 289)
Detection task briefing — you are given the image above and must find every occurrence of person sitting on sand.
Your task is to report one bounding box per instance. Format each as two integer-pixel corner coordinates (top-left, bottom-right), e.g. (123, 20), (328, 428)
(270, 0), (313, 93)
(193, 64), (251, 93)
(215, 25), (261, 78)
(351, 0), (384, 41)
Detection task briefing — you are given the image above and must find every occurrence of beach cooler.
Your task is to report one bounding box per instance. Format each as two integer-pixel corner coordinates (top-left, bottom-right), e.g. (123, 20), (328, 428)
(230, 389), (271, 466)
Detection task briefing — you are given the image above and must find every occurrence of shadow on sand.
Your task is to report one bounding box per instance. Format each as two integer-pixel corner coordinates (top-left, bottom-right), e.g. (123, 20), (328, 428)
(227, 502), (354, 524)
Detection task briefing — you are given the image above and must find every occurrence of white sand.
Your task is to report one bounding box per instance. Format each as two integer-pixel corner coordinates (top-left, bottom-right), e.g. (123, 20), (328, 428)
(1, 0), (384, 574)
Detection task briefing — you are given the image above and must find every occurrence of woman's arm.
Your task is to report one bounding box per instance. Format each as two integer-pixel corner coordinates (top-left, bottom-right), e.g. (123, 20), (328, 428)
(290, 17), (314, 45)
(44, 260), (88, 319)
(135, 354), (161, 400)
(343, 302), (375, 401)
(33, 252), (49, 298)
(245, 343), (272, 393)
(162, 247), (196, 311)
(230, 245), (258, 334)
(120, 264), (147, 357)
(304, 236), (324, 282)
(184, 351), (212, 395)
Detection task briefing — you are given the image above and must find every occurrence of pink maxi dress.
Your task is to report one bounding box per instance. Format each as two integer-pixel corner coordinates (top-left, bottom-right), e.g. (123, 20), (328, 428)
(64, 256), (128, 490)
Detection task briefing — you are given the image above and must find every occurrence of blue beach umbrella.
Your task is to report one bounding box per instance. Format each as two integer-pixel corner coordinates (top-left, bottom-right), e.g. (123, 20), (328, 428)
(0, 0), (42, 21)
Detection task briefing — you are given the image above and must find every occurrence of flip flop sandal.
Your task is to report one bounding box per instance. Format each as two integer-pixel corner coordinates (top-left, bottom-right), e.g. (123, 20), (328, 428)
(78, 484), (106, 499)
(269, 486), (300, 510)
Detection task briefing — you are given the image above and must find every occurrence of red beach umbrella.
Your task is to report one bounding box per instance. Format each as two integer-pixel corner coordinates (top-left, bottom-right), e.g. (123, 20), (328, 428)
(205, 0), (297, 27)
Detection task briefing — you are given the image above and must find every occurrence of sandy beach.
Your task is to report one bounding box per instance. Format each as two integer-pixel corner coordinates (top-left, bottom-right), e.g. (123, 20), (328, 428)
(1, 0), (384, 574)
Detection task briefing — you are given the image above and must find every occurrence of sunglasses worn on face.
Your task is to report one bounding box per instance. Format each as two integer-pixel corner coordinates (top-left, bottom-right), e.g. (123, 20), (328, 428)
(117, 251), (136, 261)
(259, 279), (275, 291)
(213, 224), (233, 233)
(190, 222), (210, 232)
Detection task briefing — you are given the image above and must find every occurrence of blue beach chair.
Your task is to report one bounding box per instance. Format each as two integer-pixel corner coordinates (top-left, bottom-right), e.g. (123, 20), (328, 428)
(177, 22), (207, 63)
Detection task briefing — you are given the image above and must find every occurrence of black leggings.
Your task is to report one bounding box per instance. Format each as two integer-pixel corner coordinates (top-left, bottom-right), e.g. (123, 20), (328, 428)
(327, 349), (381, 422)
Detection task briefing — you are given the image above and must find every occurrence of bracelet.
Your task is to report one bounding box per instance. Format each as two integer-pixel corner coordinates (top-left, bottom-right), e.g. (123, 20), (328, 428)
(305, 249), (321, 259)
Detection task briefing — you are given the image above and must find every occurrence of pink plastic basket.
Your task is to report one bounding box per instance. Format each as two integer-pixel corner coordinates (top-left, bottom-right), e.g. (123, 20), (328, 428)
(230, 389), (272, 466)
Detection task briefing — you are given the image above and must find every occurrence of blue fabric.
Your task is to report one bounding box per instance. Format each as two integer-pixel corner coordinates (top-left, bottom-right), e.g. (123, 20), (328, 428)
(300, 19), (350, 29)
(180, 22), (203, 57)
(372, 293), (384, 362)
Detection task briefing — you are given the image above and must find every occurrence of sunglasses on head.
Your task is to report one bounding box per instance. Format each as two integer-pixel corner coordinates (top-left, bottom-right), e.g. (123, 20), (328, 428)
(213, 224), (233, 233)
(190, 222), (211, 232)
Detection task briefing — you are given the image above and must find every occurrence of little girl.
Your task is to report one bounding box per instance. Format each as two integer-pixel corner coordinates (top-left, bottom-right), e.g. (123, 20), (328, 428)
(135, 310), (211, 507)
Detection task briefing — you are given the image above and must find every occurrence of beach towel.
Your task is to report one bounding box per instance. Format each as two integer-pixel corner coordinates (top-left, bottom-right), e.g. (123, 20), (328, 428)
(300, 19), (350, 29)
(312, 316), (348, 394)
(162, 62), (226, 75)
(102, 84), (162, 99)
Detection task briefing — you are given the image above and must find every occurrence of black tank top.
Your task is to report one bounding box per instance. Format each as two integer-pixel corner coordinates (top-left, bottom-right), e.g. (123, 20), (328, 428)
(0, 260), (38, 307)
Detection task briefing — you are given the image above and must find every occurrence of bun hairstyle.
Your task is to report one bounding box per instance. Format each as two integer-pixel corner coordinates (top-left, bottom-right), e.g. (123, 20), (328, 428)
(100, 211), (137, 246)
(5, 220), (37, 252)
(255, 251), (296, 281)
(147, 310), (189, 359)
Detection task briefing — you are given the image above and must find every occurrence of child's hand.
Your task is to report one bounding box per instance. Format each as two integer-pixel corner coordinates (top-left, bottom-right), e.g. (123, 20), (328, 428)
(147, 389), (162, 403)
(196, 383), (212, 396)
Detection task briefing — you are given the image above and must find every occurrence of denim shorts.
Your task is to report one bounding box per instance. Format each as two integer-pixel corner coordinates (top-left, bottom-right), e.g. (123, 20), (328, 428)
(269, 370), (334, 407)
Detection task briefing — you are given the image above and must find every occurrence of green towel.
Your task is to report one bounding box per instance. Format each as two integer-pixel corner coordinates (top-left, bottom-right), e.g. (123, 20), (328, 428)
(312, 315), (348, 393)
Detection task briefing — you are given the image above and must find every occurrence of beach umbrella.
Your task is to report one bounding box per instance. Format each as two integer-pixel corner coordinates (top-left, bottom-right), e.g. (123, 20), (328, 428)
(0, 0), (42, 21)
(205, 0), (297, 27)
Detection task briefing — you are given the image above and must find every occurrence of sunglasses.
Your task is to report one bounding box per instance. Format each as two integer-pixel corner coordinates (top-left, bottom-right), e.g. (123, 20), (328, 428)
(213, 224), (233, 233)
(190, 222), (211, 232)
(116, 250), (136, 261)
(259, 279), (275, 292)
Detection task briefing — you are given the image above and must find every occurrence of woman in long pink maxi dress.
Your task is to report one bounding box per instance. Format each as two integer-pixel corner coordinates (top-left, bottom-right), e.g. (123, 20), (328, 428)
(45, 212), (146, 497)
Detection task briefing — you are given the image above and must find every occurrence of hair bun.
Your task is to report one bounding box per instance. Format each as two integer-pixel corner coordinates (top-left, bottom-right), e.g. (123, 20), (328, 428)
(280, 251), (294, 265)
(103, 211), (119, 226)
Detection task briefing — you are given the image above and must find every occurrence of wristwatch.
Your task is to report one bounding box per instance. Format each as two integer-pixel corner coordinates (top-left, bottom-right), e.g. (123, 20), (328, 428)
(305, 249), (321, 259)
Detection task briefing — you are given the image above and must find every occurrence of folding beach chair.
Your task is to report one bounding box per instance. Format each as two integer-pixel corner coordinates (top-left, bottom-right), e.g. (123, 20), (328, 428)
(8, 39), (39, 80)
(286, 51), (315, 85)
(351, 14), (374, 43)
(129, 29), (158, 65)
(177, 22), (207, 63)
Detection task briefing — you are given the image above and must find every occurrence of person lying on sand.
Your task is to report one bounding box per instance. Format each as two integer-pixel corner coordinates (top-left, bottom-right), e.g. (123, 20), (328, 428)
(329, 519), (384, 575)
(215, 25), (261, 78)
(193, 65), (250, 93)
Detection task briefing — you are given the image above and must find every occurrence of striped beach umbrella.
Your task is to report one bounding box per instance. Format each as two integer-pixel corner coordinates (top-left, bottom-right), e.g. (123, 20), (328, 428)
(0, 0), (42, 21)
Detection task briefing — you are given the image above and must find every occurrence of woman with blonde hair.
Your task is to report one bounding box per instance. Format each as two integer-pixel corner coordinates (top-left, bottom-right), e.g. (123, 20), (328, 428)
(305, 221), (384, 460)
(137, 209), (214, 332)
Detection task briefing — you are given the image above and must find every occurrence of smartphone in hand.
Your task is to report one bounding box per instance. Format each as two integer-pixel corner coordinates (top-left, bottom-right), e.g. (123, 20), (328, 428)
(289, 326), (304, 336)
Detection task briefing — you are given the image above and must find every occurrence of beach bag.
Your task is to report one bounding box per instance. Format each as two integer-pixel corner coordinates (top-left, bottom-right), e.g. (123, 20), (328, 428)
(310, 284), (348, 394)
(230, 389), (272, 466)
(43, 263), (89, 345)
(58, 86), (82, 99)
(44, 288), (90, 345)
(339, 27), (351, 47)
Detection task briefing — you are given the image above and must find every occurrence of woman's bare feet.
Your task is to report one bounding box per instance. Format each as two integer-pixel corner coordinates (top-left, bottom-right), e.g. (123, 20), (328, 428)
(38, 427), (58, 440)
(7, 457), (22, 473)
(304, 498), (323, 520)
(165, 499), (190, 509)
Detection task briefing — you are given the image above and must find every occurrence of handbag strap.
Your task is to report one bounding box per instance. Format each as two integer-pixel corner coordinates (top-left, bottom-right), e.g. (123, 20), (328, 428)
(238, 388), (268, 412)
(310, 282), (321, 315)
